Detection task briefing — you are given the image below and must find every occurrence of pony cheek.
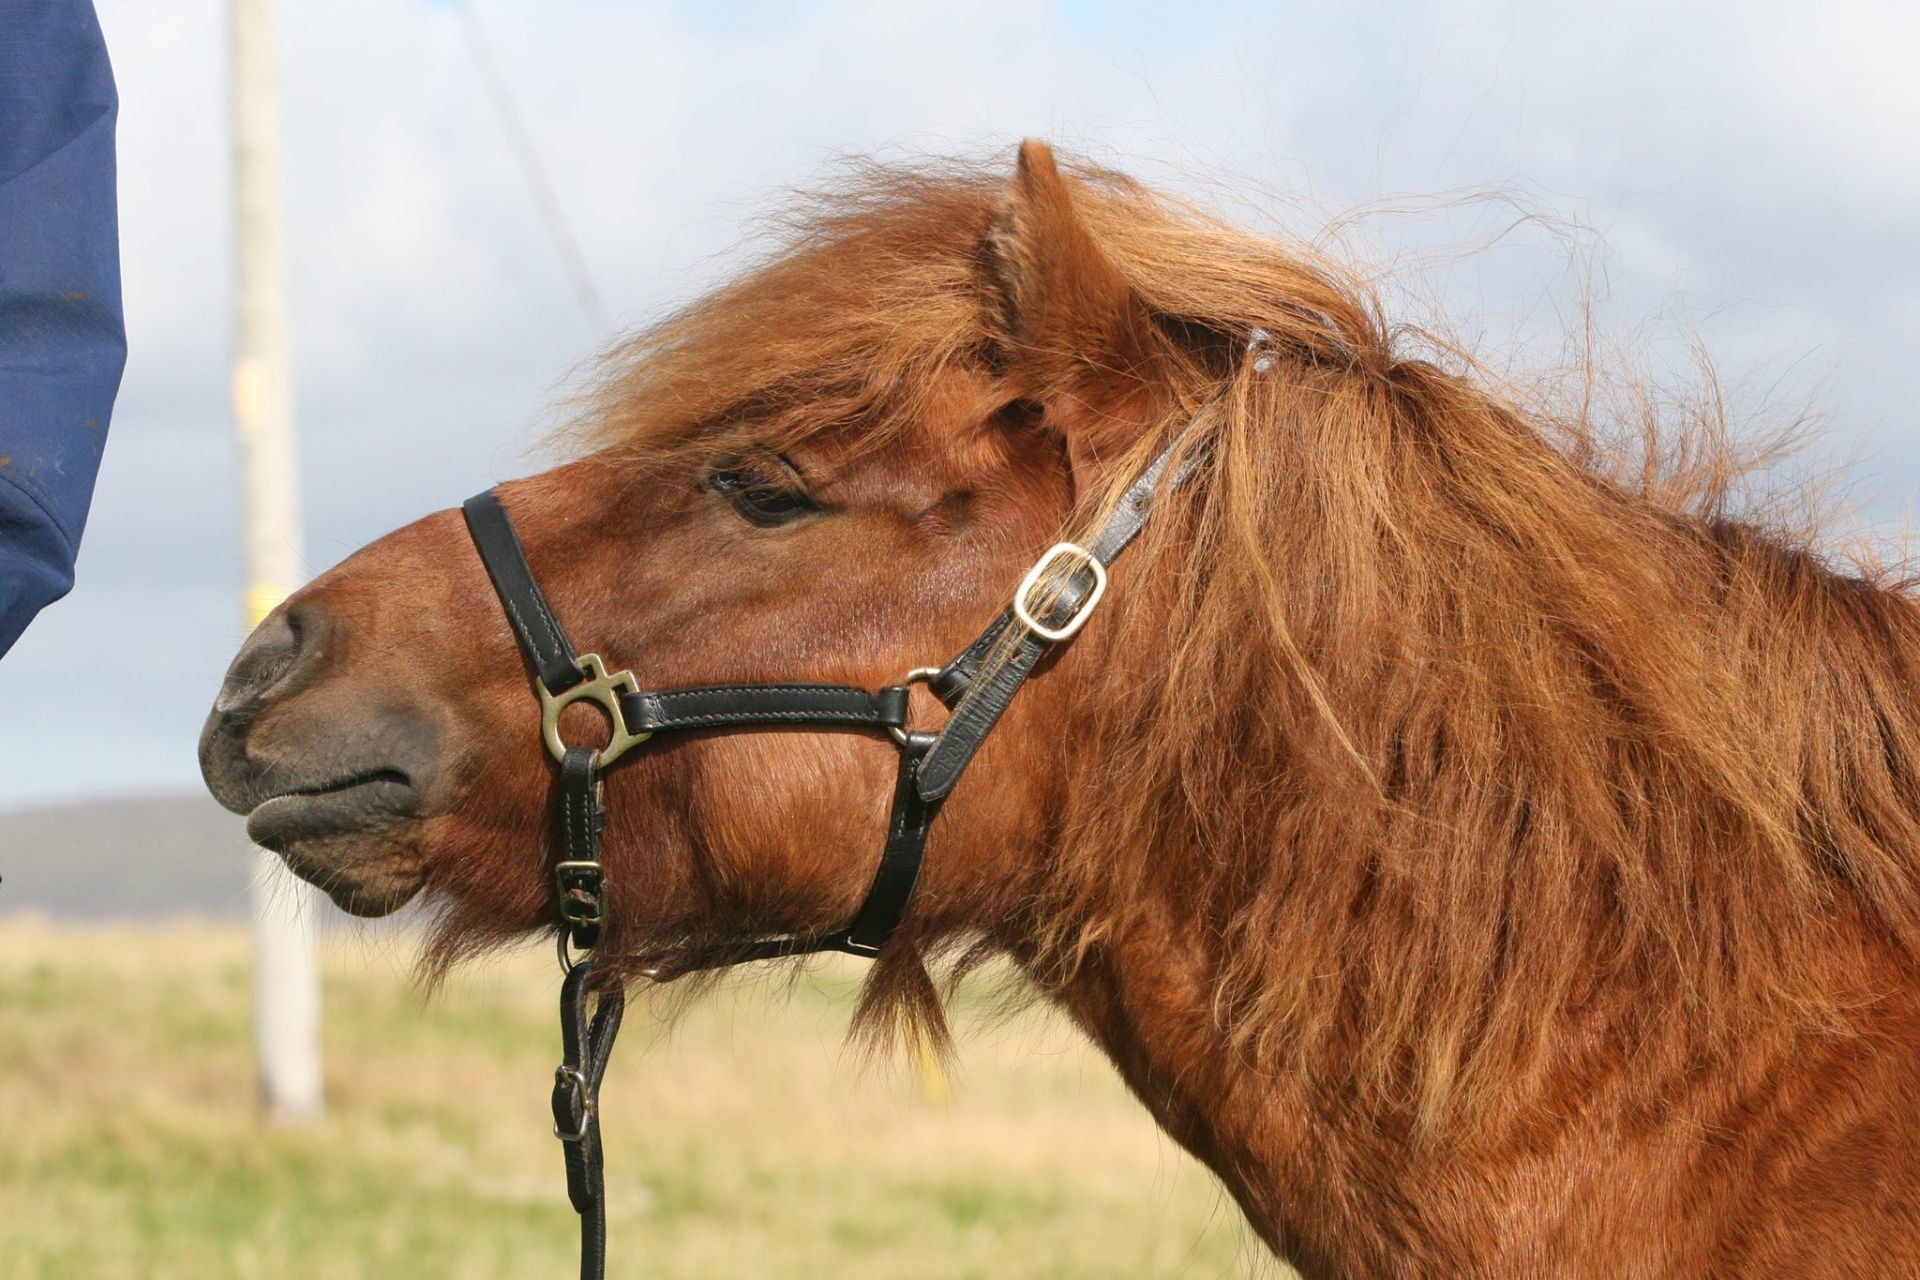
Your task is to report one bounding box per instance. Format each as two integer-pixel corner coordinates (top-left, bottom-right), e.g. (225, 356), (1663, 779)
(679, 732), (899, 930)
(406, 767), (566, 931)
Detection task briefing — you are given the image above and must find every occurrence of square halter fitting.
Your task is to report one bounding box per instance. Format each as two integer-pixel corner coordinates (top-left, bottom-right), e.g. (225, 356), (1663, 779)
(538, 653), (653, 766)
(1013, 542), (1108, 642)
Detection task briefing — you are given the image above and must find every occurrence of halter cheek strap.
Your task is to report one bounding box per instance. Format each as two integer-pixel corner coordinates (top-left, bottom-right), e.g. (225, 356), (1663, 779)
(463, 491), (588, 696)
(460, 421), (1196, 1280)
(914, 434), (1204, 799)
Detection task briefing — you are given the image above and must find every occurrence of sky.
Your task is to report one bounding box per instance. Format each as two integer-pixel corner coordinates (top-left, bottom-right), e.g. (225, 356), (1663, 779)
(3, 0), (1917, 809)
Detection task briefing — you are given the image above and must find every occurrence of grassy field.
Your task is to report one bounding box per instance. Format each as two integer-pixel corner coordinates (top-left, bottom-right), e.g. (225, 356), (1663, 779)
(0, 919), (1271, 1279)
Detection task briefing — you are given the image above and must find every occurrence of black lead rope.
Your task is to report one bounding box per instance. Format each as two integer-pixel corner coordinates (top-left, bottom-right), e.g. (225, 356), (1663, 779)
(552, 961), (623, 1280)
(460, 417), (1200, 1280)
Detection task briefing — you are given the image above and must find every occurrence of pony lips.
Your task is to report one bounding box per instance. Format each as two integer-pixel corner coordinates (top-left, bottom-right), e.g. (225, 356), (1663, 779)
(199, 603), (441, 914)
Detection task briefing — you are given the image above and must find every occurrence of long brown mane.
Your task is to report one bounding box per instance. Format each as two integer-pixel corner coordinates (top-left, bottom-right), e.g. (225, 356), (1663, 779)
(565, 154), (1920, 1131)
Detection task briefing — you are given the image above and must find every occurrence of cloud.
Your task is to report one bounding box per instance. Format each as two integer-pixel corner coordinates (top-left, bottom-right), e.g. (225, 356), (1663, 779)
(2, 0), (1914, 806)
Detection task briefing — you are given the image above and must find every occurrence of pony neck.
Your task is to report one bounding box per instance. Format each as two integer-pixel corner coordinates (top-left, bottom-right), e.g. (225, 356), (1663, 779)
(1044, 911), (1616, 1276)
(1034, 867), (1920, 1279)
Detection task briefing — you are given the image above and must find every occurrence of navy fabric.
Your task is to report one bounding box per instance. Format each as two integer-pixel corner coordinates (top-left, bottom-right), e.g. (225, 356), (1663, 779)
(0, 0), (124, 657)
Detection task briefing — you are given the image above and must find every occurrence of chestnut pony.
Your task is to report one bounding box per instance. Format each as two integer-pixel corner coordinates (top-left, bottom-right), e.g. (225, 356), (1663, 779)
(201, 142), (1920, 1277)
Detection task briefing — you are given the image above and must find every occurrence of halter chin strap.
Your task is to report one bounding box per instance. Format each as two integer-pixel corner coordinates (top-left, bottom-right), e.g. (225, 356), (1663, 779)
(460, 418), (1199, 1280)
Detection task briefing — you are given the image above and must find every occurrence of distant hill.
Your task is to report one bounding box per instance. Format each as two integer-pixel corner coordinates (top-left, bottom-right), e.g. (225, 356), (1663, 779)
(1, 791), (251, 919)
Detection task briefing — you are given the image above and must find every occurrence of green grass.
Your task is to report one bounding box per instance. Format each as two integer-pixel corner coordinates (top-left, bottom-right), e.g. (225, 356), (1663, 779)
(0, 920), (1269, 1279)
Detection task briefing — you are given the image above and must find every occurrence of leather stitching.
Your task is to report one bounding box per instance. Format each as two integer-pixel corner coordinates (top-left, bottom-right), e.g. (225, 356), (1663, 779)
(632, 686), (891, 729)
(658, 711), (879, 724)
(502, 596), (546, 665)
(530, 593), (569, 660)
(657, 684), (873, 699)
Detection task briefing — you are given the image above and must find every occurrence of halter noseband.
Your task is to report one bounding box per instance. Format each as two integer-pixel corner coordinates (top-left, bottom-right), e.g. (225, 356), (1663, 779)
(461, 422), (1196, 1280)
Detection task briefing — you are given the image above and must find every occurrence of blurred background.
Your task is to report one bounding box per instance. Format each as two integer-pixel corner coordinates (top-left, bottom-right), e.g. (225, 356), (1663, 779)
(3, 1), (1916, 1276)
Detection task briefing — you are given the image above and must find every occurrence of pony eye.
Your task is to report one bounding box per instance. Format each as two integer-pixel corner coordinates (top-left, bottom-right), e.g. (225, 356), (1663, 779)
(706, 457), (820, 527)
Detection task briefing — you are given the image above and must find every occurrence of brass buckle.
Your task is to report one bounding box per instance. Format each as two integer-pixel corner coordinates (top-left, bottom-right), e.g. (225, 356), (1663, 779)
(538, 653), (652, 766)
(1013, 543), (1107, 642)
(554, 860), (607, 927)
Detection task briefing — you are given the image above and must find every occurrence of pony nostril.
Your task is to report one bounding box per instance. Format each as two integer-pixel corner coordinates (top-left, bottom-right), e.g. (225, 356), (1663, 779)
(215, 599), (332, 715)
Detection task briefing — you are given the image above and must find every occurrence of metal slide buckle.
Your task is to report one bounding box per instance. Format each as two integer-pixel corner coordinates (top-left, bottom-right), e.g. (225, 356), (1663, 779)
(538, 653), (652, 766)
(1012, 543), (1108, 642)
(552, 1065), (594, 1142)
(554, 860), (608, 928)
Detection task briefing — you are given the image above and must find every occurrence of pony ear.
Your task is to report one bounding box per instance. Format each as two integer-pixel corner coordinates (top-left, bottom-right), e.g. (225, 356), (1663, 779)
(985, 141), (1160, 438)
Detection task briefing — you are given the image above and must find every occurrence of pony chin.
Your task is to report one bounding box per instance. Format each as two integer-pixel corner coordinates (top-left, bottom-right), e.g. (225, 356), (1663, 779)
(254, 825), (430, 918)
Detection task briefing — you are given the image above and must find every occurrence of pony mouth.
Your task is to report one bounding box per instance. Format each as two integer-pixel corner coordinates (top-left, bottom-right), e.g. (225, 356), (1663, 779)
(246, 770), (428, 919)
(246, 768), (418, 848)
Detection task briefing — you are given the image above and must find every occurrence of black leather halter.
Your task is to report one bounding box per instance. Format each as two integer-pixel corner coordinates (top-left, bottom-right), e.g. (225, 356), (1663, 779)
(461, 423), (1197, 1280)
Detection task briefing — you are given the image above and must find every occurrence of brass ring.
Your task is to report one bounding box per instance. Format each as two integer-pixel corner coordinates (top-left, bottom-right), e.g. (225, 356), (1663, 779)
(888, 666), (945, 746)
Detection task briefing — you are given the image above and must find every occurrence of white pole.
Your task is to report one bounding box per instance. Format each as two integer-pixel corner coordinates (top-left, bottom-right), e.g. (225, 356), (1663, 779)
(231, 0), (323, 1124)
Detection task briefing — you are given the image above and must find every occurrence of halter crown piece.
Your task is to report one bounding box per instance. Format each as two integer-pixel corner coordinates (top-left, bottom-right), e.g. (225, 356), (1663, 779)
(461, 399), (1206, 1280)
